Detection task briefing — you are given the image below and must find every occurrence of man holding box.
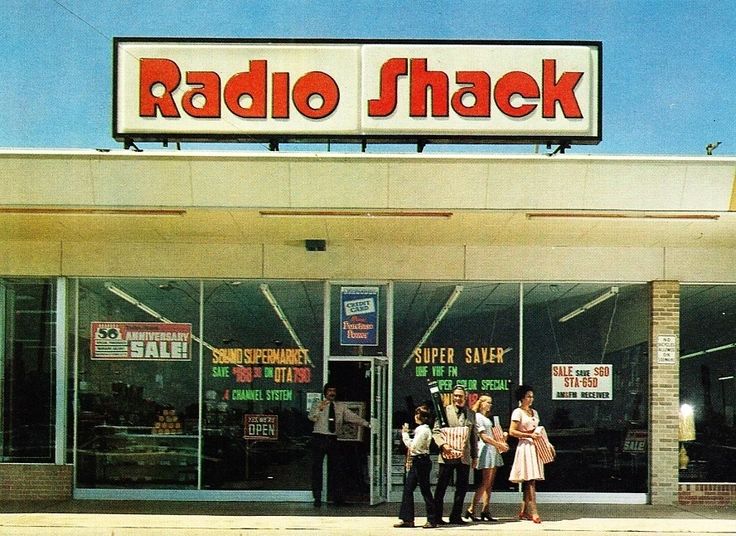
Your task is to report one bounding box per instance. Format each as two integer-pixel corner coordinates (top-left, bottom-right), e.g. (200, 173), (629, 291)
(431, 384), (478, 525)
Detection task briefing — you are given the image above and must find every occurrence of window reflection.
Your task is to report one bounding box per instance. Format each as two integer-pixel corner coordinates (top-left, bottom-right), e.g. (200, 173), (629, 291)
(523, 283), (649, 493)
(680, 285), (736, 483)
(75, 279), (200, 488)
(392, 282), (519, 492)
(201, 280), (323, 490)
(1, 278), (56, 462)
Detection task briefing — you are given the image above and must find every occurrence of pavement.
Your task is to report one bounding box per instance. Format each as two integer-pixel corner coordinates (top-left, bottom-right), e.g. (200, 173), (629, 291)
(0, 500), (734, 535)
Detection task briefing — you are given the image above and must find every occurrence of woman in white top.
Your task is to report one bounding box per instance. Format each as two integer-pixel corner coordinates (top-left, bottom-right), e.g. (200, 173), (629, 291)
(394, 406), (437, 528)
(464, 395), (509, 522)
(508, 384), (544, 524)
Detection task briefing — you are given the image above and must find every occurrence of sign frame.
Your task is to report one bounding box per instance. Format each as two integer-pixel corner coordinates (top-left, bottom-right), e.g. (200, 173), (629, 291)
(551, 363), (613, 401)
(340, 286), (379, 347)
(113, 37), (602, 147)
(90, 321), (192, 361)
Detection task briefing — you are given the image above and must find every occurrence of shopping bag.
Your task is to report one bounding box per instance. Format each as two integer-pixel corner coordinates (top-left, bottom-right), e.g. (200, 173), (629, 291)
(440, 426), (468, 460)
(533, 426), (556, 464)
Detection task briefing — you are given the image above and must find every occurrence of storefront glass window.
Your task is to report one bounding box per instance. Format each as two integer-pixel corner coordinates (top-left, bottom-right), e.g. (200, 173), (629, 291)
(680, 285), (736, 483)
(522, 283), (649, 493)
(201, 280), (323, 490)
(392, 282), (520, 493)
(75, 279), (200, 488)
(1, 278), (56, 462)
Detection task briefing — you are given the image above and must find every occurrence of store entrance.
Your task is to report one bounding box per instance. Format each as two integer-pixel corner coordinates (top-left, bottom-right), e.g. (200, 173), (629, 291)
(326, 361), (371, 503)
(326, 357), (389, 505)
(325, 282), (391, 505)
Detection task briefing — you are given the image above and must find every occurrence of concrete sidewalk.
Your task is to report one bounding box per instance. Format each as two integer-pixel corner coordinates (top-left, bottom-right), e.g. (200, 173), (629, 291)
(0, 502), (733, 535)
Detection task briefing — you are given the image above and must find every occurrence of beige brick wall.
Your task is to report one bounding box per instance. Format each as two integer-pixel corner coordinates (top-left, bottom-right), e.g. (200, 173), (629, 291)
(0, 464), (72, 501)
(649, 281), (680, 505)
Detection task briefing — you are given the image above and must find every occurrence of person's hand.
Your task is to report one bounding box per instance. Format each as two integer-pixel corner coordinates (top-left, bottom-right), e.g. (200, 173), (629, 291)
(401, 423), (409, 433)
(499, 442), (510, 453)
(318, 399), (330, 411)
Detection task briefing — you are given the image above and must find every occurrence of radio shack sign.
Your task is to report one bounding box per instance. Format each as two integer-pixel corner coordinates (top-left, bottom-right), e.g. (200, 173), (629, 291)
(114, 39), (601, 146)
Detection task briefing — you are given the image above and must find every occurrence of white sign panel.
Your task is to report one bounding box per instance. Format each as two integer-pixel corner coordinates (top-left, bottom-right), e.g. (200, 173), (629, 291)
(551, 363), (612, 400)
(114, 39), (601, 145)
(656, 335), (677, 364)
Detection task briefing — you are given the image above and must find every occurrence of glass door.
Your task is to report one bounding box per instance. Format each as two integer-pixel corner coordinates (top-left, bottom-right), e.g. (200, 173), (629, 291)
(369, 356), (389, 505)
(327, 281), (392, 505)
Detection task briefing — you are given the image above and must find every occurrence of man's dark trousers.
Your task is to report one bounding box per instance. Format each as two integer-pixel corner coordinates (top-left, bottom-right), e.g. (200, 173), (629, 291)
(433, 460), (470, 522)
(311, 433), (342, 503)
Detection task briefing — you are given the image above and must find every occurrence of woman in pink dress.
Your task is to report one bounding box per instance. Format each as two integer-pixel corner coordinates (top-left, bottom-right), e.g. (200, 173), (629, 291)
(508, 384), (543, 524)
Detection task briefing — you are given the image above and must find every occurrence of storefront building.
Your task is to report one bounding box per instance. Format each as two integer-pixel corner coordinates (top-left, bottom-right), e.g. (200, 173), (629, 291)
(1, 38), (734, 506)
(2, 149), (736, 507)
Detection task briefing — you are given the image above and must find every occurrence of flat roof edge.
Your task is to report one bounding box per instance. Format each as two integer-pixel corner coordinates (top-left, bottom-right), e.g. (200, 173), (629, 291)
(0, 148), (735, 164)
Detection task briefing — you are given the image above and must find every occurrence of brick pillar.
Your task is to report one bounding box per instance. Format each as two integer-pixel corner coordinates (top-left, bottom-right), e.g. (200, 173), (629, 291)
(649, 281), (680, 505)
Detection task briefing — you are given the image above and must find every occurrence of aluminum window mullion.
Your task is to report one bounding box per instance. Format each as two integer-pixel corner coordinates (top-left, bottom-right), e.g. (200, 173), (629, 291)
(54, 277), (68, 465)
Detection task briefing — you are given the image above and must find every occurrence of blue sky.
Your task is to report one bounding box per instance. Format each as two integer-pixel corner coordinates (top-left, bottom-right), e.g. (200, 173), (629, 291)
(1, 0), (734, 155)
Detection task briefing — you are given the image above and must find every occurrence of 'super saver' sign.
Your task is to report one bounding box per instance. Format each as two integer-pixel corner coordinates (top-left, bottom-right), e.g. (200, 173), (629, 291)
(114, 39), (601, 144)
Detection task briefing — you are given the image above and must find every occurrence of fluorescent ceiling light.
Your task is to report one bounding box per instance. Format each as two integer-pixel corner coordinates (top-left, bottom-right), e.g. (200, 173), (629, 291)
(105, 283), (214, 351)
(402, 285), (463, 369)
(717, 375), (735, 381)
(259, 283), (313, 367)
(259, 210), (452, 218)
(526, 211), (718, 221)
(681, 341), (736, 360)
(559, 286), (619, 323)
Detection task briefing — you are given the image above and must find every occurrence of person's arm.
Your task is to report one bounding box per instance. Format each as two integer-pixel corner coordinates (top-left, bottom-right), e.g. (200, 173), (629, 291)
(508, 412), (539, 440)
(432, 409), (450, 454)
(401, 425), (413, 450)
(480, 430), (510, 452)
(342, 406), (370, 427)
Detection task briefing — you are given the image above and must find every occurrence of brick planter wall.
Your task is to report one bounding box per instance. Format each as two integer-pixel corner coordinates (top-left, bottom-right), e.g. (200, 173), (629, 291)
(679, 483), (736, 506)
(0, 464), (72, 501)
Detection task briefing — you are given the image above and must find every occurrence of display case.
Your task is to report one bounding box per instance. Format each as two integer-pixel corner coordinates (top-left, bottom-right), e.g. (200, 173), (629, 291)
(92, 425), (197, 486)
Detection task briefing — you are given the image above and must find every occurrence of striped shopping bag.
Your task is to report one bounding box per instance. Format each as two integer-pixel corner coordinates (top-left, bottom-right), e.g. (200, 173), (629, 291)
(440, 426), (468, 460)
(533, 426), (556, 464)
(491, 416), (507, 445)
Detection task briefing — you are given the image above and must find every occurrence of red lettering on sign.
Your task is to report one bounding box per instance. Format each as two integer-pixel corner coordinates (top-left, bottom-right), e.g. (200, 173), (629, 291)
(138, 59), (339, 121)
(367, 57), (408, 117)
(271, 72), (290, 118)
(542, 59), (583, 118)
(410, 58), (449, 117)
(494, 71), (539, 117)
(224, 60), (267, 118)
(292, 71), (339, 119)
(139, 58), (181, 117)
(452, 71), (491, 117)
(367, 57), (583, 120)
(182, 71), (221, 118)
